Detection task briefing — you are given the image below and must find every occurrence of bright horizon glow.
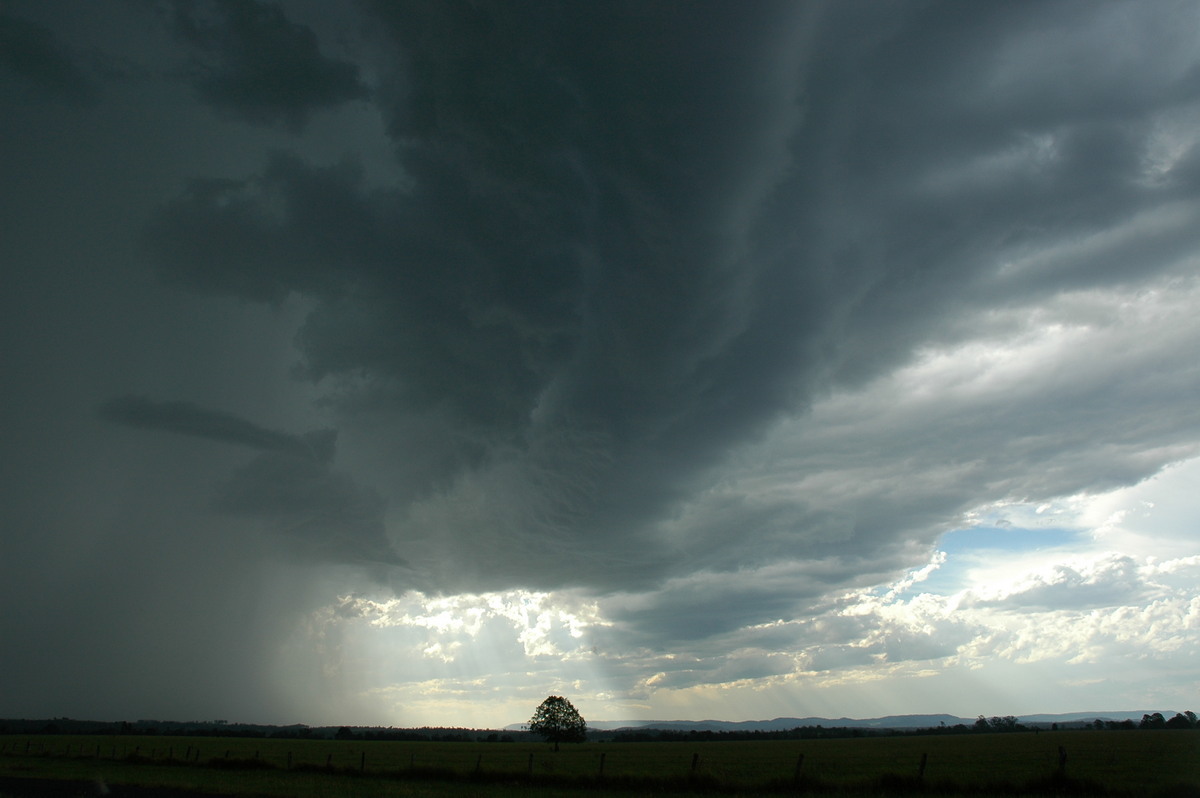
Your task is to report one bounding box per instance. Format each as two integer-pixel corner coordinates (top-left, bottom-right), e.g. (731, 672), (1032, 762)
(268, 458), (1200, 729)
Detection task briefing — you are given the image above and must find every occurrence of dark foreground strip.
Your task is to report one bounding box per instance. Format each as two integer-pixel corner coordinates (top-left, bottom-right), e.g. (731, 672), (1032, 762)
(0, 777), (229, 798)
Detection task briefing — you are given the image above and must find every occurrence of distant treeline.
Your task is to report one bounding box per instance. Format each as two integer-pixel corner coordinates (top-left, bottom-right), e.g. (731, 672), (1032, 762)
(609, 712), (1199, 742)
(2, 711), (1194, 742)
(611, 726), (889, 742)
(0, 718), (531, 742)
(608, 723), (1010, 743)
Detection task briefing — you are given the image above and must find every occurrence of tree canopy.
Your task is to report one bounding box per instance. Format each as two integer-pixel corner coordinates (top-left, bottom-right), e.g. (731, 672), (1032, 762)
(529, 695), (586, 750)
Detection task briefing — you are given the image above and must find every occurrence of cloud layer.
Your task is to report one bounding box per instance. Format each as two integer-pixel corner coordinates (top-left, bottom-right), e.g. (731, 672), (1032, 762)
(2, 0), (1199, 725)
(170, 0), (368, 128)
(138, 1), (1200, 598)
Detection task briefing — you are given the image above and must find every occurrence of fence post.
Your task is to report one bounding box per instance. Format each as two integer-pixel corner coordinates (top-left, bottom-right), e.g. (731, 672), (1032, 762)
(919, 752), (928, 779)
(527, 752), (534, 776)
(360, 751), (365, 772)
(286, 751), (292, 770)
(794, 753), (805, 785)
(598, 752), (606, 778)
(474, 753), (482, 774)
(325, 753), (332, 768)
(1058, 746), (1067, 774)
(690, 752), (699, 775)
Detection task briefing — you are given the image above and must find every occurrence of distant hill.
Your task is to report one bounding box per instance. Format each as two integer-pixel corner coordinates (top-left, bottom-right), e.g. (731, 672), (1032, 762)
(510, 714), (963, 732)
(1014, 711), (1172, 725)
(508, 710), (1173, 733)
(2, 710), (1177, 739)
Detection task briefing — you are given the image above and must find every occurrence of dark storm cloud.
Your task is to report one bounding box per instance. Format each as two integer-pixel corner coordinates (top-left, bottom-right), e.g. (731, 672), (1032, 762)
(777, 1), (1200, 390)
(140, 0), (1200, 604)
(168, 0), (368, 129)
(98, 394), (331, 461)
(360, 0), (828, 456)
(6, 0), (1200, 725)
(215, 450), (400, 568)
(146, 1), (831, 588)
(601, 558), (883, 645)
(0, 12), (94, 101)
(99, 395), (396, 567)
(142, 154), (378, 303)
(142, 150), (564, 435)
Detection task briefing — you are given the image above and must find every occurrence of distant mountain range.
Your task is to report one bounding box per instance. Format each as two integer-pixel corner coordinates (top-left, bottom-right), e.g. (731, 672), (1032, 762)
(2, 710), (1174, 738)
(508, 710), (1168, 732)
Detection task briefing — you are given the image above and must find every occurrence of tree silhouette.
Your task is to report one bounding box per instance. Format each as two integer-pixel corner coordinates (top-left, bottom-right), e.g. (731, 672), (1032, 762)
(1165, 712), (1192, 729)
(529, 695), (586, 751)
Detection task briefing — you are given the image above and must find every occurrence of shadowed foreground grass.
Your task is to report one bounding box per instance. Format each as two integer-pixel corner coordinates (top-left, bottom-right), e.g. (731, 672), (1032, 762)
(1, 731), (1197, 797)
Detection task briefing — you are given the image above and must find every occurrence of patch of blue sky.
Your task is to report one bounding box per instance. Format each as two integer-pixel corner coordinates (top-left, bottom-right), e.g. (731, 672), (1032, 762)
(887, 525), (1087, 598)
(936, 525), (1083, 557)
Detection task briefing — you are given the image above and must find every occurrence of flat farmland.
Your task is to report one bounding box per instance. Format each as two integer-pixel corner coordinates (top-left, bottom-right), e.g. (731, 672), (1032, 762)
(2, 731), (1197, 796)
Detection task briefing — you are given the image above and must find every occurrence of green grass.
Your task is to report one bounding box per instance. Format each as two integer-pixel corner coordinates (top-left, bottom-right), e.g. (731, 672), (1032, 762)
(2, 731), (1197, 796)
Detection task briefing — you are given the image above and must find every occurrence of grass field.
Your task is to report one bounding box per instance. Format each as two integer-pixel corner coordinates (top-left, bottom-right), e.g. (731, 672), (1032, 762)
(2, 731), (1197, 796)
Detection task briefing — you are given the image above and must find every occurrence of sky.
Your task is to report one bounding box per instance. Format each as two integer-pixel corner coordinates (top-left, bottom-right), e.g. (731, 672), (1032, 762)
(2, 0), (1199, 730)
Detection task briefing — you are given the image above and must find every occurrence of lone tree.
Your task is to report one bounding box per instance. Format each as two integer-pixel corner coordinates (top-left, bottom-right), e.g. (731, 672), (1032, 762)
(529, 695), (587, 750)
